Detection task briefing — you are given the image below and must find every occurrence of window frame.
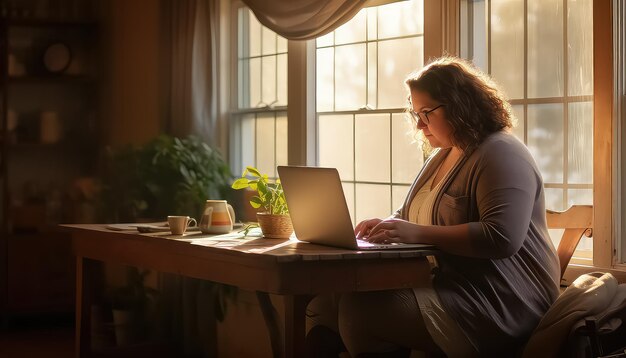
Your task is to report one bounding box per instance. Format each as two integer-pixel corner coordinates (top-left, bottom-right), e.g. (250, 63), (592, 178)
(453, 0), (622, 283)
(228, 2), (290, 178)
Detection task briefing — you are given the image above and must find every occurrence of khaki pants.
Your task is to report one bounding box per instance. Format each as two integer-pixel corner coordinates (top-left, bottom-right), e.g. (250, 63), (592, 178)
(306, 288), (476, 357)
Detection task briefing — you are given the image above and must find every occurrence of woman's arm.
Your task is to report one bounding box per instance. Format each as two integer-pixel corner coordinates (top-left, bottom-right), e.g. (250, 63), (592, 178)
(367, 141), (540, 259)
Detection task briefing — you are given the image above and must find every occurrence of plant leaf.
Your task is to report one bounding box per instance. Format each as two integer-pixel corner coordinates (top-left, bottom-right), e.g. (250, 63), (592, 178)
(231, 178), (250, 189)
(257, 180), (268, 196)
(246, 166), (262, 177)
(249, 196), (263, 208)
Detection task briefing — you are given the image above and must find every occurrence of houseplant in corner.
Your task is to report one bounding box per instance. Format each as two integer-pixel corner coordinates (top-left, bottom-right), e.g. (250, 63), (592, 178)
(109, 267), (158, 346)
(99, 135), (232, 222)
(231, 166), (293, 238)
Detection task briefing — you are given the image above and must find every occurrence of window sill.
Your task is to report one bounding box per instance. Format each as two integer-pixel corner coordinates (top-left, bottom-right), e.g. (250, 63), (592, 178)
(562, 264), (626, 285)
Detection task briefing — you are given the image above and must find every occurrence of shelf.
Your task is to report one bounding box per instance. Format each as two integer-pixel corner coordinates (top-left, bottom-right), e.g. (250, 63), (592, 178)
(4, 18), (98, 28)
(8, 75), (96, 84)
(9, 141), (59, 146)
(8, 141), (80, 150)
(1, 1), (100, 319)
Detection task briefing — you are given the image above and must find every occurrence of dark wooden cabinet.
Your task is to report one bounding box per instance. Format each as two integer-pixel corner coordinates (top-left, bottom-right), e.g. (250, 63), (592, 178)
(0, 1), (100, 320)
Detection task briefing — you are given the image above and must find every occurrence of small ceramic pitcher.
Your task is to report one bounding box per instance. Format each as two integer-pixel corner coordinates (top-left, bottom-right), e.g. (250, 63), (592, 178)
(199, 200), (235, 234)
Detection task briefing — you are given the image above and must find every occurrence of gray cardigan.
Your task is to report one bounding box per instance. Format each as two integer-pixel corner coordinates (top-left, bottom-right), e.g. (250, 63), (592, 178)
(398, 131), (560, 354)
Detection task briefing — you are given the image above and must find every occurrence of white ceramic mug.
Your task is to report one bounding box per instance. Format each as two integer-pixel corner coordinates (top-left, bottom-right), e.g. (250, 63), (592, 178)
(199, 200), (235, 234)
(167, 216), (197, 235)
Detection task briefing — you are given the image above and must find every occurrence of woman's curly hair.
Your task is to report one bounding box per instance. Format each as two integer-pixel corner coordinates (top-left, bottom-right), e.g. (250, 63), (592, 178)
(405, 57), (514, 152)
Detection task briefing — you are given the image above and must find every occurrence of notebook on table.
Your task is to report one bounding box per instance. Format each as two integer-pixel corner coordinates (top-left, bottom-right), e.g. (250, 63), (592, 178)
(277, 166), (435, 251)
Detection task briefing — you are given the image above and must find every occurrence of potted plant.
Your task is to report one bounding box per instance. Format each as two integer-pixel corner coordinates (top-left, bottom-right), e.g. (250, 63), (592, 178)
(99, 135), (232, 222)
(231, 166), (293, 239)
(109, 268), (158, 346)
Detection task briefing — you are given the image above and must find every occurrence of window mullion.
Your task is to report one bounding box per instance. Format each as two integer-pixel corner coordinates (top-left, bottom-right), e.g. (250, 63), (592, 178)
(287, 40), (316, 166)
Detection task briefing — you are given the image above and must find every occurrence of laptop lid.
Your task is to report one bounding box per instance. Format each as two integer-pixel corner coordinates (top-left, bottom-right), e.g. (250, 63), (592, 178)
(277, 166), (360, 249)
(278, 166), (436, 251)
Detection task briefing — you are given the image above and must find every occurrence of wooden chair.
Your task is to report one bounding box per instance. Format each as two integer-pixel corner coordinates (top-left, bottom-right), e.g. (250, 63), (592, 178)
(546, 205), (593, 282)
(542, 206), (626, 357)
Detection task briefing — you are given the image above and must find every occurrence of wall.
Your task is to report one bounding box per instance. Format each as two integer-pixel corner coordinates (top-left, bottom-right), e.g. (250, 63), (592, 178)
(100, 0), (162, 146)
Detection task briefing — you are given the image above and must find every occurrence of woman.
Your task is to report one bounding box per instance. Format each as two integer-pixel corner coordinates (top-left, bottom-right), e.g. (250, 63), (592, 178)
(336, 57), (561, 357)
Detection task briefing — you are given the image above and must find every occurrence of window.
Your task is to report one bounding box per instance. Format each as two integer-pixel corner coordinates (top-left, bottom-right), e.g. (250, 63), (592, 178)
(315, 0), (425, 223)
(460, 0), (594, 263)
(227, 0), (622, 275)
(230, 7), (288, 178)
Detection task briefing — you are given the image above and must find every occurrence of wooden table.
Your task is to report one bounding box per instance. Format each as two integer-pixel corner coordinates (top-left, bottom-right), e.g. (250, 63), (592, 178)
(65, 225), (435, 358)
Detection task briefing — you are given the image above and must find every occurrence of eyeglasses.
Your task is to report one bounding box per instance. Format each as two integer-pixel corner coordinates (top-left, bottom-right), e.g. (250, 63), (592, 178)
(408, 104), (446, 126)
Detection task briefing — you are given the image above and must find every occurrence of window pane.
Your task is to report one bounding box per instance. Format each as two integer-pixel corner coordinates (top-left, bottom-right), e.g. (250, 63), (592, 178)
(342, 182), (355, 224)
(568, 189), (592, 206)
(567, 0), (593, 96)
(276, 114), (288, 168)
(491, 0), (524, 99)
(335, 11), (367, 45)
(238, 59), (247, 107)
(248, 11), (262, 58)
(377, 0), (423, 39)
(318, 115), (354, 180)
(355, 184), (391, 223)
(238, 8), (245, 57)
(316, 47), (334, 111)
(544, 188), (564, 212)
(355, 114), (390, 182)
(261, 26), (276, 56)
(527, 104), (564, 183)
(367, 43), (377, 108)
(241, 115), (255, 171)
(392, 185), (411, 214)
(527, 0), (564, 98)
(276, 54), (288, 106)
(277, 35), (287, 53)
(568, 102), (593, 184)
(392, 114), (423, 184)
(250, 58), (261, 107)
(262, 56), (276, 106)
(511, 105), (525, 141)
(378, 37), (423, 109)
(335, 44), (367, 111)
(256, 114), (276, 177)
(367, 8), (377, 40)
(471, 0), (488, 72)
(316, 32), (334, 47)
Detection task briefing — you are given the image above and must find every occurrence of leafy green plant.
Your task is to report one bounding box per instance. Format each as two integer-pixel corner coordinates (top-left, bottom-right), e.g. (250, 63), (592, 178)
(231, 166), (288, 215)
(100, 135), (232, 222)
(110, 267), (158, 312)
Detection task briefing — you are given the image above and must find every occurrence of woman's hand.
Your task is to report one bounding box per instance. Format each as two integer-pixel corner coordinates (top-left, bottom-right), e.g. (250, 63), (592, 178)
(364, 218), (421, 244)
(354, 218), (383, 240)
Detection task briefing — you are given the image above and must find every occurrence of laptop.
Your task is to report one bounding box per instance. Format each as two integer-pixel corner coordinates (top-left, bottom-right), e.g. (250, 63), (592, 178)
(277, 166), (435, 251)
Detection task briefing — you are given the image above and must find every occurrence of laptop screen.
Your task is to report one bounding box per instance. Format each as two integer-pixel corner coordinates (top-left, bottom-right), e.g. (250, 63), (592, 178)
(277, 166), (360, 249)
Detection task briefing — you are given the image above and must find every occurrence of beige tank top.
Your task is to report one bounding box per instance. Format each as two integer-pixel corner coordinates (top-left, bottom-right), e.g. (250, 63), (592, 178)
(408, 167), (449, 225)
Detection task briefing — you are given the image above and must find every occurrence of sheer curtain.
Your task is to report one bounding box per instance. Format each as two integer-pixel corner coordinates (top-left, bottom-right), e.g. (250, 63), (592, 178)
(159, 2), (222, 356)
(164, 0), (219, 145)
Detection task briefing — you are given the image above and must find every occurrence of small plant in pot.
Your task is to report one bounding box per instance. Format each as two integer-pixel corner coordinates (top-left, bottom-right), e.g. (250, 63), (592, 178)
(109, 268), (158, 346)
(231, 166), (293, 239)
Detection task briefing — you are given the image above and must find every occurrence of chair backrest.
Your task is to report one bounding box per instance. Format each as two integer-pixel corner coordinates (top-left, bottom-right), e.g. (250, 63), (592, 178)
(546, 205), (593, 281)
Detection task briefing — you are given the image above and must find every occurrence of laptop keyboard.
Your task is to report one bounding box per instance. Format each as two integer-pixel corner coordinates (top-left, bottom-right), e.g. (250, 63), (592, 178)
(357, 238), (400, 248)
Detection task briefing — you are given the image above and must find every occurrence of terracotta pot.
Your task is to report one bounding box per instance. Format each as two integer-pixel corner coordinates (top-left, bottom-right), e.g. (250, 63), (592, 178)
(256, 213), (293, 239)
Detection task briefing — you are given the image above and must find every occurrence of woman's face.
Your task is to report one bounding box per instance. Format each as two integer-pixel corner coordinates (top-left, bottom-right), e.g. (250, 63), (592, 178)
(410, 89), (455, 149)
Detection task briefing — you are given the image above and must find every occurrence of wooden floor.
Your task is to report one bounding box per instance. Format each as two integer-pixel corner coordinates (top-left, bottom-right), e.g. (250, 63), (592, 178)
(0, 317), (74, 358)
